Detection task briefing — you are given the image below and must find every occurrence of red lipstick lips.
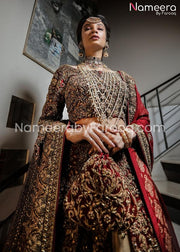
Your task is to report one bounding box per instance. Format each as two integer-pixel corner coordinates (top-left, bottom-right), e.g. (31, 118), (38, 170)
(90, 35), (100, 40)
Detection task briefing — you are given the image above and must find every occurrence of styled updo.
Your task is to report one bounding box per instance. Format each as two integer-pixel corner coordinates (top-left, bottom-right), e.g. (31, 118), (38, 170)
(76, 14), (111, 45)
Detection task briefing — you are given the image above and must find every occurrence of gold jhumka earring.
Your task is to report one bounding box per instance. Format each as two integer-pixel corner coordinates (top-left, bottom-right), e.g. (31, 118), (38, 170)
(78, 42), (84, 58)
(103, 42), (109, 57)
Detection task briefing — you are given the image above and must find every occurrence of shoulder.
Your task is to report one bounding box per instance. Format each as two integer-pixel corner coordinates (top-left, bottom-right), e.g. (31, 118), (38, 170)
(56, 64), (77, 73)
(53, 64), (78, 81)
(118, 70), (136, 85)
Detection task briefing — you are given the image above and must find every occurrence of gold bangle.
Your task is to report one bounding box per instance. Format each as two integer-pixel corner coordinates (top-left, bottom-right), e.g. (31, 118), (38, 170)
(124, 129), (132, 147)
(119, 130), (130, 148)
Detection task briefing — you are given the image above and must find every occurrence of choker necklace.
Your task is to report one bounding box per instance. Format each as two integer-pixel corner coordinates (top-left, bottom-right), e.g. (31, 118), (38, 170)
(82, 56), (107, 69)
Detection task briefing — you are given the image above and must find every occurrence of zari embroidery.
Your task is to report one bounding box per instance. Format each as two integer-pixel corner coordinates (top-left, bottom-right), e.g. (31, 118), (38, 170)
(4, 65), (178, 252)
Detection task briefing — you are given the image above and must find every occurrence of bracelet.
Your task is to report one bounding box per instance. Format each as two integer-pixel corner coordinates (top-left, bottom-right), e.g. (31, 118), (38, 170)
(119, 130), (132, 148)
(124, 129), (132, 147)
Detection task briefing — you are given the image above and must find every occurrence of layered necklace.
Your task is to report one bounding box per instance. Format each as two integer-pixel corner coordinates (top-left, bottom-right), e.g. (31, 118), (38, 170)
(78, 56), (127, 124)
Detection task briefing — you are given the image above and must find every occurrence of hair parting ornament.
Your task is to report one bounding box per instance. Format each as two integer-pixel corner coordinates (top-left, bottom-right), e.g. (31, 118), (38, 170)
(86, 17), (102, 24)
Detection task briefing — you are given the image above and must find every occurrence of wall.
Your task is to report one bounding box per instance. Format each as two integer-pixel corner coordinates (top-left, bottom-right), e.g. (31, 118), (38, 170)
(98, 0), (180, 94)
(0, 0), (64, 158)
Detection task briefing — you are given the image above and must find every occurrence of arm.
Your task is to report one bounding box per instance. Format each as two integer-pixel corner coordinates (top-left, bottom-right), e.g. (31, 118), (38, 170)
(38, 65), (68, 128)
(34, 65), (68, 159)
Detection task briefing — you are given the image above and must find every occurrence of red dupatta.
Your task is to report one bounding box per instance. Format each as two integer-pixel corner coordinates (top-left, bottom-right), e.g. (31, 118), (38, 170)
(119, 72), (180, 251)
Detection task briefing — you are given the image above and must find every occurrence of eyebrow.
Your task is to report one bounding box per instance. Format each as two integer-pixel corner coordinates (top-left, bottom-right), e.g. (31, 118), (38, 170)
(83, 23), (105, 28)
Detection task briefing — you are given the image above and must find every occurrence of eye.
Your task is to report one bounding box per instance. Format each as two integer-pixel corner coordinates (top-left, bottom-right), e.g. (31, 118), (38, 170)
(84, 26), (91, 31)
(98, 27), (104, 31)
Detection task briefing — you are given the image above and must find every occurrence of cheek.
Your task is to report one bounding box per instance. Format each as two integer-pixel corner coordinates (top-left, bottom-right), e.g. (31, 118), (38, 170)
(81, 32), (88, 46)
(102, 33), (107, 45)
(101, 30), (106, 41)
(81, 30), (86, 43)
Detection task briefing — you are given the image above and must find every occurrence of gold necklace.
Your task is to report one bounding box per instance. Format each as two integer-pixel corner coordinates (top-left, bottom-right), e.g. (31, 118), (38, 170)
(78, 64), (127, 125)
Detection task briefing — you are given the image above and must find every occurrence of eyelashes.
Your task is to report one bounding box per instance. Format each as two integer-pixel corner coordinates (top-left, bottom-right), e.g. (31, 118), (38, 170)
(84, 27), (104, 31)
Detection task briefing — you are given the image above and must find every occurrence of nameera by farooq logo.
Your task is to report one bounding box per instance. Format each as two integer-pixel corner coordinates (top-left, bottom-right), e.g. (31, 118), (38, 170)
(129, 2), (177, 16)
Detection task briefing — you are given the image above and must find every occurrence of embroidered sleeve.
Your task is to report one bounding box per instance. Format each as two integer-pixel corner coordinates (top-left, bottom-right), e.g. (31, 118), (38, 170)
(38, 64), (69, 127)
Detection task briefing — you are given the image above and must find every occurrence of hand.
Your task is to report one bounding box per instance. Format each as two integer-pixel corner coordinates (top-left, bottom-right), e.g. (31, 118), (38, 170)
(105, 118), (125, 154)
(105, 131), (125, 150)
(125, 126), (136, 144)
(87, 118), (126, 155)
(105, 118), (126, 131)
(105, 119), (136, 155)
(65, 118), (117, 154)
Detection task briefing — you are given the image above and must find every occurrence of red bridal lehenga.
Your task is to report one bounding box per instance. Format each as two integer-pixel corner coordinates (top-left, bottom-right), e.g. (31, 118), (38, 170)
(4, 59), (180, 252)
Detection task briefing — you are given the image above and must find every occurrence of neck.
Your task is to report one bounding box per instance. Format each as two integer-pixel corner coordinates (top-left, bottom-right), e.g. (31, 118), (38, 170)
(81, 55), (107, 69)
(84, 49), (103, 60)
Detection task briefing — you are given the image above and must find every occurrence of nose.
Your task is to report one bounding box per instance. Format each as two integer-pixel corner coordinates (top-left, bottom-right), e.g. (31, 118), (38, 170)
(91, 25), (98, 34)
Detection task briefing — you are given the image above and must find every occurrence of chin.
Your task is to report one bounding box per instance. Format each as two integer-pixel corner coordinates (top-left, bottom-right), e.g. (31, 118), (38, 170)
(88, 43), (104, 50)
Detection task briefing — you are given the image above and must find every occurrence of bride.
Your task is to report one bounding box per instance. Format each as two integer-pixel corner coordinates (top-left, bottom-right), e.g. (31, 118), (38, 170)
(4, 14), (179, 252)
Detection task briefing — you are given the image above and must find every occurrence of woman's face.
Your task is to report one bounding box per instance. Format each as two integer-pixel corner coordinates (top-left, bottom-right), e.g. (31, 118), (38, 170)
(81, 20), (106, 55)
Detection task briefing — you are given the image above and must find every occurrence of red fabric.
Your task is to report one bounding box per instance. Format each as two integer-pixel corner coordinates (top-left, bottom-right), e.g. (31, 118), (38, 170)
(64, 153), (138, 233)
(128, 85), (179, 252)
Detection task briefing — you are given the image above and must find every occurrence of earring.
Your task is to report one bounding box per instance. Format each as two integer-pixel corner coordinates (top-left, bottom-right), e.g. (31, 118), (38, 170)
(79, 42), (84, 58)
(103, 42), (109, 58)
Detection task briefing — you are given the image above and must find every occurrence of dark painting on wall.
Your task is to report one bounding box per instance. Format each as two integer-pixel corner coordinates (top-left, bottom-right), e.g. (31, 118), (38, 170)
(23, 0), (97, 73)
(6, 95), (35, 129)
(0, 149), (29, 186)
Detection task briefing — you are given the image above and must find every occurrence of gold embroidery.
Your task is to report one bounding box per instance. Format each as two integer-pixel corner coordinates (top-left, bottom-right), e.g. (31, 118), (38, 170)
(144, 175), (154, 198)
(64, 153), (138, 234)
(4, 124), (66, 251)
(131, 123), (152, 171)
(5, 65), (175, 252)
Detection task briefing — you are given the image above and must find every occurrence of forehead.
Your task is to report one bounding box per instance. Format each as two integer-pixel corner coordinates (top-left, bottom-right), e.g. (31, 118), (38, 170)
(82, 21), (105, 28)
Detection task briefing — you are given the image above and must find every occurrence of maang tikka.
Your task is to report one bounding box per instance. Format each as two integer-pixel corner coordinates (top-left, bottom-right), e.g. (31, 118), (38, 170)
(86, 17), (102, 24)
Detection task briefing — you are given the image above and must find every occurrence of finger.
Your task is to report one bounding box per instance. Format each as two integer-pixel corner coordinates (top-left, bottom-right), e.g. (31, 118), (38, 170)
(89, 131), (109, 153)
(111, 147), (121, 155)
(107, 144), (113, 150)
(88, 146), (94, 155)
(89, 122), (118, 135)
(124, 129), (132, 146)
(105, 127), (119, 134)
(119, 130), (131, 148)
(86, 135), (103, 153)
(125, 128), (136, 140)
(106, 132), (124, 149)
(93, 128), (115, 148)
(88, 146), (99, 155)
(100, 122), (119, 133)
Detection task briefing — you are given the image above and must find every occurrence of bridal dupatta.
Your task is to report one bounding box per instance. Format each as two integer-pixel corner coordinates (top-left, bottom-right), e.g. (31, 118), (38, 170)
(4, 68), (179, 252)
(119, 72), (179, 252)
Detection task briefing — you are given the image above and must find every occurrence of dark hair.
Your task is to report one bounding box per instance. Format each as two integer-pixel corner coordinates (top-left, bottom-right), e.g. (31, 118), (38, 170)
(76, 14), (111, 45)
